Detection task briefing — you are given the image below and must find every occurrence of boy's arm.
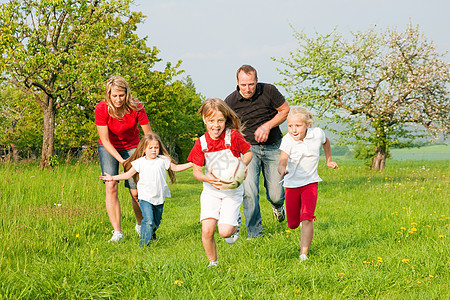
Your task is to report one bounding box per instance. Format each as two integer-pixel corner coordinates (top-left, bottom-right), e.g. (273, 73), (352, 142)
(278, 150), (289, 176)
(322, 138), (338, 169)
(170, 162), (193, 172)
(100, 167), (137, 181)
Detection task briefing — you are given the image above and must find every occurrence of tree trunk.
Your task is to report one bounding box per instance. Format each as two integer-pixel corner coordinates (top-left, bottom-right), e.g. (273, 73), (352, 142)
(9, 143), (19, 162)
(40, 100), (55, 168)
(371, 146), (386, 171)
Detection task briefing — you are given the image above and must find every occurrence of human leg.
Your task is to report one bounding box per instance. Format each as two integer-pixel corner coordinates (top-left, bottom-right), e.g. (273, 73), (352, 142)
(261, 142), (285, 222)
(242, 145), (263, 238)
(202, 218), (218, 262)
(121, 148), (143, 227)
(139, 200), (158, 247)
(285, 187), (302, 229)
(98, 145), (122, 236)
(299, 183), (318, 257)
(152, 203), (164, 240)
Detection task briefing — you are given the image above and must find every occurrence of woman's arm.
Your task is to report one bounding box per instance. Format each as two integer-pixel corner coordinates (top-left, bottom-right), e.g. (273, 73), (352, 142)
(97, 125), (125, 164)
(140, 123), (152, 135)
(100, 167), (137, 181)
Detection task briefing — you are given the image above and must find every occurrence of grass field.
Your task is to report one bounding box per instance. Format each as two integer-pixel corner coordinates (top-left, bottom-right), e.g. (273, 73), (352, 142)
(0, 159), (448, 299)
(390, 145), (450, 161)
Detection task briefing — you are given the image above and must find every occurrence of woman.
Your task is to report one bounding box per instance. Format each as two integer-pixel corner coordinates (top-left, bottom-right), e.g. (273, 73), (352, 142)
(95, 75), (152, 242)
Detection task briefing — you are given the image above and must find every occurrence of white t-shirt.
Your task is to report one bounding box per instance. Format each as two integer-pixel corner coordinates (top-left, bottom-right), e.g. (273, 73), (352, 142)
(279, 127), (327, 188)
(131, 155), (171, 205)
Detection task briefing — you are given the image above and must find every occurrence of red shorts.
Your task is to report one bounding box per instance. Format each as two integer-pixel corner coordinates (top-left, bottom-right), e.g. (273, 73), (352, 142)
(285, 183), (318, 229)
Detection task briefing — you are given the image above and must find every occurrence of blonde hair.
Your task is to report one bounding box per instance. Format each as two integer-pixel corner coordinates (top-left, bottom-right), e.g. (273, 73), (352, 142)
(104, 75), (142, 119)
(124, 133), (177, 184)
(198, 98), (243, 133)
(288, 107), (314, 126)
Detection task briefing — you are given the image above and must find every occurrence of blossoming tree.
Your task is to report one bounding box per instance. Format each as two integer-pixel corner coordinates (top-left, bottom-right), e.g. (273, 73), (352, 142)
(274, 24), (449, 170)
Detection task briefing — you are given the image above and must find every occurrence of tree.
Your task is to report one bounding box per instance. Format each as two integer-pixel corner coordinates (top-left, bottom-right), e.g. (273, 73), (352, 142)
(274, 24), (449, 170)
(0, 85), (42, 161)
(0, 0), (164, 167)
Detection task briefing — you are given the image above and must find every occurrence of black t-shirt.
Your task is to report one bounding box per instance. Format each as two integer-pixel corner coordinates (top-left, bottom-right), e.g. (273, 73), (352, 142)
(225, 83), (286, 145)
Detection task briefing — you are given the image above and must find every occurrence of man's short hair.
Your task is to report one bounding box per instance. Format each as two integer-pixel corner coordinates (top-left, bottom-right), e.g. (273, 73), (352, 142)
(236, 64), (258, 79)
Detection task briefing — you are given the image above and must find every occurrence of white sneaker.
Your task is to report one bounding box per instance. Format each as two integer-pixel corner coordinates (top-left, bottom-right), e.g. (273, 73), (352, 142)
(108, 230), (123, 242)
(208, 260), (219, 267)
(299, 254), (308, 262)
(135, 224), (141, 236)
(225, 213), (241, 244)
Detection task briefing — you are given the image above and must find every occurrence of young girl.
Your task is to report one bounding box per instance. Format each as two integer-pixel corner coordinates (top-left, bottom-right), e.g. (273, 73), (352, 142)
(278, 107), (338, 261)
(187, 98), (252, 267)
(100, 133), (193, 247)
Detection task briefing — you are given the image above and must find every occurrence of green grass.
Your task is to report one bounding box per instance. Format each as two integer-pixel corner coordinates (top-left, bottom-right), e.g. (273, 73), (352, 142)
(0, 160), (449, 299)
(390, 145), (450, 161)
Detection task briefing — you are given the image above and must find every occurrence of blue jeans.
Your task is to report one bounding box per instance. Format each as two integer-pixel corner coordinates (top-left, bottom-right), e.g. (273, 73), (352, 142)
(243, 141), (285, 238)
(98, 144), (137, 190)
(139, 200), (164, 247)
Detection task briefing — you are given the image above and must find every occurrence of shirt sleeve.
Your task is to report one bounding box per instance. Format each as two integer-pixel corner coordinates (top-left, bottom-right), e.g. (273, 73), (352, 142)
(94, 101), (109, 126)
(187, 139), (205, 166)
(279, 134), (291, 155)
(232, 131), (251, 155)
(136, 106), (150, 125)
(269, 85), (286, 109)
(131, 158), (141, 173)
(161, 155), (171, 170)
(318, 128), (326, 144)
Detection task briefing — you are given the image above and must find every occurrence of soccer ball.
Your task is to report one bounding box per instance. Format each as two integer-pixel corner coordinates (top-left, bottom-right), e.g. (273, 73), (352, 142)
(209, 151), (246, 190)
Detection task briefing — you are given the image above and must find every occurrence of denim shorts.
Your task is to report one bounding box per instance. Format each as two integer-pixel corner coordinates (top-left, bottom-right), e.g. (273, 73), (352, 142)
(98, 144), (137, 190)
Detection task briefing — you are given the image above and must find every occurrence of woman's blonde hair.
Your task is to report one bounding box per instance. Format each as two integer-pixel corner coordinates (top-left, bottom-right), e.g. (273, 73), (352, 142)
(288, 107), (314, 126)
(123, 133), (177, 184)
(198, 98), (243, 133)
(104, 75), (142, 119)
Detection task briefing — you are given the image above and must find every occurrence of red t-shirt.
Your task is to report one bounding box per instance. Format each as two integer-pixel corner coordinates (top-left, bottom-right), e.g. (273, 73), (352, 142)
(94, 101), (150, 151)
(188, 130), (251, 166)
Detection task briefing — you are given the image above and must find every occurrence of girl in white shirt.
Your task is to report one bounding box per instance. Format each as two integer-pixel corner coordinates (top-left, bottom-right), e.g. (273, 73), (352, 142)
(100, 133), (192, 247)
(278, 107), (338, 261)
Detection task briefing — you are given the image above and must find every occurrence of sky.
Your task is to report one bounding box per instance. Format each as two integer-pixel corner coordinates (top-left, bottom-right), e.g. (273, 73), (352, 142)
(131, 0), (450, 99)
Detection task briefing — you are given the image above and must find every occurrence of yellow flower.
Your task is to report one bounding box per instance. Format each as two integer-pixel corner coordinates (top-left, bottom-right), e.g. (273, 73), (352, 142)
(401, 259), (409, 263)
(426, 225), (431, 228)
(429, 274), (434, 278)
(400, 227), (406, 230)
(377, 257), (383, 263)
(174, 280), (183, 286)
(408, 230), (414, 234)
(417, 280), (422, 284)
(438, 235), (444, 238)
(411, 222), (417, 225)
(76, 234), (80, 238)
(411, 228), (417, 232)
(285, 230), (291, 233)
(90, 250), (94, 254)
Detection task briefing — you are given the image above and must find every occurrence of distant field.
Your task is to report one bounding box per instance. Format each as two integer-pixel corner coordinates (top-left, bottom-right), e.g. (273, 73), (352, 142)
(390, 145), (450, 161)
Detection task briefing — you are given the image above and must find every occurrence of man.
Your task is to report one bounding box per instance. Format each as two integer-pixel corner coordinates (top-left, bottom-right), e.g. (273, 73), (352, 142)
(225, 64), (290, 239)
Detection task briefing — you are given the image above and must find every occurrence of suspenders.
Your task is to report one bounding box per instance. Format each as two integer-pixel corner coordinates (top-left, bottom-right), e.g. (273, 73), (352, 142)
(200, 129), (232, 152)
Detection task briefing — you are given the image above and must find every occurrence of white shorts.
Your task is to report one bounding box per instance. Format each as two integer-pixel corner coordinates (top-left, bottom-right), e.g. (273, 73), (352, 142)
(200, 185), (243, 226)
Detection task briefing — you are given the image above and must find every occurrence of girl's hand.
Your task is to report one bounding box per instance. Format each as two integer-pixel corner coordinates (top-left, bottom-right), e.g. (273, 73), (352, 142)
(100, 172), (113, 181)
(205, 170), (224, 190)
(327, 161), (338, 169)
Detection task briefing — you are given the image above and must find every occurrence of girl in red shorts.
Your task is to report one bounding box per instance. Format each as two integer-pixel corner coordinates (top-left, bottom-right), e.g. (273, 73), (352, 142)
(278, 107), (338, 261)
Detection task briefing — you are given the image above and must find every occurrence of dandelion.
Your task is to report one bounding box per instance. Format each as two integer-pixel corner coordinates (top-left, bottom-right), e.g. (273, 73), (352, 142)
(402, 207), (406, 209)
(420, 187), (424, 189)
(377, 257), (383, 263)
(401, 259), (409, 263)
(438, 235), (444, 238)
(426, 225), (431, 228)
(417, 280), (422, 284)
(90, 250), (94, 254)
(411, 228), (417, 232)
(76, 234), (80, 238)
(338, 272), (345, 279)
(400, 227), (406, 230)
(174, 280), (183, 286)
(408, 230), (414, 234)
(285, 230), (291, 233)
(411, 222), (417, 225)
(429, 275), (434, 278)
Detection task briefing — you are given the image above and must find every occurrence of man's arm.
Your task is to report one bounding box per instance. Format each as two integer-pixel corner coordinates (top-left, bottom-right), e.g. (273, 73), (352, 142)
(254, 101), (290, 143)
